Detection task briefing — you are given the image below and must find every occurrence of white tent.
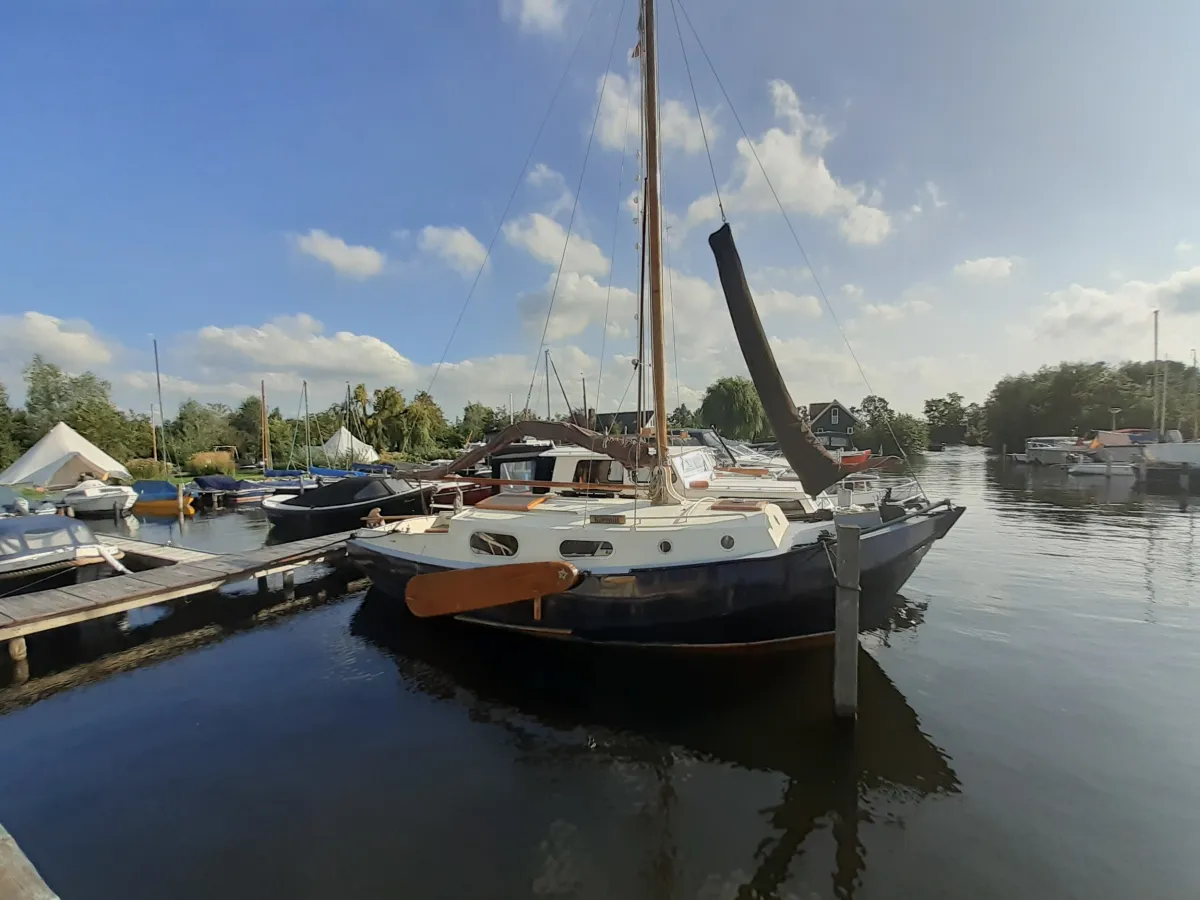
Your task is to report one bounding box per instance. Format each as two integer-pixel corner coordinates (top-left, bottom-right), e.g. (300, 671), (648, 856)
(0, 422), (133, 488)
(319, 426), (379, 464)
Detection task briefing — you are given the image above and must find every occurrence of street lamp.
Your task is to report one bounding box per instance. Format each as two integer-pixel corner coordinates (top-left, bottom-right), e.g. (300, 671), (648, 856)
(1108, 407), (1121, 430)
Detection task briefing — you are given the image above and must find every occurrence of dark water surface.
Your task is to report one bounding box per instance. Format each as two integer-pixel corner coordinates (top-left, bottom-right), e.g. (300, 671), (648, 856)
(1, 448), (1198, 899)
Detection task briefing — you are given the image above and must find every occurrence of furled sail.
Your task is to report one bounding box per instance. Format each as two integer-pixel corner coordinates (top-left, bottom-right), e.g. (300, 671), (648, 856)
(390, 421), (651, 481)
(708, 224), (844, 495)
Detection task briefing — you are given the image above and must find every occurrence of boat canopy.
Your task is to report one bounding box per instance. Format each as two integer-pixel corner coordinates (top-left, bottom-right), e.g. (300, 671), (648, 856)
(276, 476), (406, 508)
(0, 516), (97, 559)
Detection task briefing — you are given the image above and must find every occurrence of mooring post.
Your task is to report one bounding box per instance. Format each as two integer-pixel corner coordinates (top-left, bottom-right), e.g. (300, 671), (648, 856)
(112, 500), (120, 524)
(833, 523), (862, 720)
(176, 483), (184, 511)
(1180, 463), (1190, 494)
(283, 569), (295, 598)
(1105, 456), (1112, 479)
(257, 574), (268, 594)
(8, 637), (27, 663)
(1001, 443), (1007, 467)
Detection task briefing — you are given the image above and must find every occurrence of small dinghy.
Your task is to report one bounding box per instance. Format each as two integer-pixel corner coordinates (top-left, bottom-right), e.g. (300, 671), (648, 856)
(262, 476), (434, 536)
(60, 478), (137, 518)
(0, 516), (126, 595)
(133, 480), (195, 516)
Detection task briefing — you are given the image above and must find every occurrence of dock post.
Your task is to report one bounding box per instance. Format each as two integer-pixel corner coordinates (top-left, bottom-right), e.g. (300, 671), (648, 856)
(1181, 463), (1190, 493)
(8, 637), (27, 662)
(1105, 457), (1112, 479)
(1001, 443), (1007, 467)
(833, 524), (861, 721)
(257, 574), (269, 594)
(177, 483), (184, 511)
(283, 569), (295, 598)
(113, 500), (120, 524)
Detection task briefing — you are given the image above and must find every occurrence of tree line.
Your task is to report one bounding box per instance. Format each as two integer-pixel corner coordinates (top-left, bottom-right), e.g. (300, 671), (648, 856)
(4, 355), (1193, 476)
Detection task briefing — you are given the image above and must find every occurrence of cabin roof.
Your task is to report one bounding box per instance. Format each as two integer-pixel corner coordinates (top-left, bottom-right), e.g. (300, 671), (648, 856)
(807, 400), (860, 425)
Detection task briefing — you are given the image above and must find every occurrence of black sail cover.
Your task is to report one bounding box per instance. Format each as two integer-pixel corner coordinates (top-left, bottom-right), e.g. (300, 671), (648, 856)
(708, 223), (844, 496)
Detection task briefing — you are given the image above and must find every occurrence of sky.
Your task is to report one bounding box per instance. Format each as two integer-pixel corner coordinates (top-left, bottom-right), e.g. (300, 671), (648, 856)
(3, 0), (1200, 422)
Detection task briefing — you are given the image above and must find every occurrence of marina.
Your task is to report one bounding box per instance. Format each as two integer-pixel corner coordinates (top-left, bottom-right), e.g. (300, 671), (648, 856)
(1, 449), (1198, 899)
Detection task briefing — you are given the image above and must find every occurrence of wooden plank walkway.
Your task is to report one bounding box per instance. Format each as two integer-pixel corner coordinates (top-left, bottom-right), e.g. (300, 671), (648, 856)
(0, 531), (356, 647)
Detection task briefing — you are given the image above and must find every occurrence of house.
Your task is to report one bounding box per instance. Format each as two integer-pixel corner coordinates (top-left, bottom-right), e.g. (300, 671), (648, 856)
(805, 400), (861, 451)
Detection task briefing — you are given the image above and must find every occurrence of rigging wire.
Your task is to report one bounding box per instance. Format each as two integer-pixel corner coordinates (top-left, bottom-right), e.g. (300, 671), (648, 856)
(667, 0), (724, 221)
(425, 0), (606, 397)
(674, 0), (927, 495)
(596, 41), (638, 411)
(663, 228), (681, 410)
(525, 0), (630, 412)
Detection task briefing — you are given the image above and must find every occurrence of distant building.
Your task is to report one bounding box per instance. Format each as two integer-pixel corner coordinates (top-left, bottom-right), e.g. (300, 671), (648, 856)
(806, 400), (861, 450)
(593, 410), (654, 434)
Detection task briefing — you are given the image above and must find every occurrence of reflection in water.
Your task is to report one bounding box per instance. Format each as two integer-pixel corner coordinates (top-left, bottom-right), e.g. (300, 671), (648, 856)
(351, 592), (959, 899)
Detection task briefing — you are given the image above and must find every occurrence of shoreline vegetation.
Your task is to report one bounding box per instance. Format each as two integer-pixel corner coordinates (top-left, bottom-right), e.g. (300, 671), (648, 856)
(1, 356), (1198, 479)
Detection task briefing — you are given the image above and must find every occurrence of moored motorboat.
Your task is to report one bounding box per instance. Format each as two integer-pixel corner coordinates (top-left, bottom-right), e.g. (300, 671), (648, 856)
(60, 479), (137, 518)
(262, 476), (435, 536)
(132, 480), (195, 516)
(0, 516), (125, 595)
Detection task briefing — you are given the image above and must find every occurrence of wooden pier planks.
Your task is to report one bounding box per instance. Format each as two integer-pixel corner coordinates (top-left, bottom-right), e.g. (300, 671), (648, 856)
(0, 530), (360, 643)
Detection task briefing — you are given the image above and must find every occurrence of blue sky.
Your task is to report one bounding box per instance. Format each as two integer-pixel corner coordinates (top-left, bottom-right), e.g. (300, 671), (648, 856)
(3, 0), (1199, 420)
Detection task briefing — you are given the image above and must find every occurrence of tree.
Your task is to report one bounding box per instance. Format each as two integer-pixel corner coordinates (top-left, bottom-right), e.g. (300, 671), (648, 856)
(698, 377), (767, 440)
(460, 402), (498, 439)
(852, 394), (928, 457)
(668, 404), (699, 428)
(0, 382), (19, 470)
(924, 392), (967, 444)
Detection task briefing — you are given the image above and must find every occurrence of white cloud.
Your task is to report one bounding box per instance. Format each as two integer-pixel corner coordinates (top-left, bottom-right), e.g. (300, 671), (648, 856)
(294, 229), (385, 279)
(503, 213), (609, 277)
(754, 288), (822, 318)
(926, 181), (947, 208)
(417, 225), (488, 276)
(527, 163), (574, 218)
(954, 256), (1015, 280)
(596, 72), (717, 154)
(1039, 266), (1200, 339)
(841, 283), (864, 300)
(500, 0), (569, 34)
(683, 80), (891, 245)
(1176, 240), (1194, 254)
(0, 312), (114, 368)
(517, 272), (637, 341)
(861, 284), (936, 321)
(195, 314), (419, 381)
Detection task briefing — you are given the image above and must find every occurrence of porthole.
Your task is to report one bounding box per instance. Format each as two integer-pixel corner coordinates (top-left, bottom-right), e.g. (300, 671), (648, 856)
(720, 535), (735, 550)
(469, 532), (518, 557)
(658, 540), (672, 554)
(560, 539), (614, 558)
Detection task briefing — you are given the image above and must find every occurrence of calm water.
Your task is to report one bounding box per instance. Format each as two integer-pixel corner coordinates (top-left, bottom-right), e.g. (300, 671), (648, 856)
(1, 449), (1198, 899)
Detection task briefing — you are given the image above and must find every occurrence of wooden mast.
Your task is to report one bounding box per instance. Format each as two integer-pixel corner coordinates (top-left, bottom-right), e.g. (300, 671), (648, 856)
(642, 0), (679, 505)
(261, 380), (271, 470)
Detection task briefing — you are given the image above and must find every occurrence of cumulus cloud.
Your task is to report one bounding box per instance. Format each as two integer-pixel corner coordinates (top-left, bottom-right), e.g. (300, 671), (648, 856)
(0, 312), (114, 368)
(1176, 240), (1194, 254)
(596, 71), (717, 154)
(500, 0), (569, 34)
(861, 284), (936, 321)
(1039, 266), (1200, 338)
(683, 80), (891, 245)
(954, 256), (1015, 280)
(503, 213), (610, 277)
(517, 272), (637, 341)
(417, 225), (488, 276)
(294, 229), (385, 279)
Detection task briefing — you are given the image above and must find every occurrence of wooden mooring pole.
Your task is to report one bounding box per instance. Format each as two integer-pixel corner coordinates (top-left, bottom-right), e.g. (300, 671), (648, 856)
(833, 523), (862, 721)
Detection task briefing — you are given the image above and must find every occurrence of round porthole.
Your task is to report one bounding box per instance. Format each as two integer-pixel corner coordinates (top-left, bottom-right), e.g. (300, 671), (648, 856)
(720, 535), (735, 550)
(658, 540), (672, 554)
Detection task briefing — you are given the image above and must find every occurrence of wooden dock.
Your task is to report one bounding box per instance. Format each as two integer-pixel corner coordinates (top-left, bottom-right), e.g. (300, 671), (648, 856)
(1, 531), (356, 668)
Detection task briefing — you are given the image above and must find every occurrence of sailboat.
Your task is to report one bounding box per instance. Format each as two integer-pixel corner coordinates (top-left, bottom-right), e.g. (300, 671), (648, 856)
(347, 0), (963, 648)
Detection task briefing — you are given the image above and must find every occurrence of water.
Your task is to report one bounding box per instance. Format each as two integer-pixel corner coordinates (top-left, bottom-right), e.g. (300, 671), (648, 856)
(2, 448), (1198, 899)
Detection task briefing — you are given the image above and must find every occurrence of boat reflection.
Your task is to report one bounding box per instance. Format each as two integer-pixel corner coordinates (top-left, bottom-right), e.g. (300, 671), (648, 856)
(350, 591), (959, 899)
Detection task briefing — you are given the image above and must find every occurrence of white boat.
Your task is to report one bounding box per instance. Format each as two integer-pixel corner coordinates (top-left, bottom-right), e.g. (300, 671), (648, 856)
(1142, 441), (1200, 467)
(1024, 436), (1084, 466)
(0, 516), (127, 594)
(1066, 462), (1138, 477)
(346, 0), (962, 650)
(60, 479), (137, 518)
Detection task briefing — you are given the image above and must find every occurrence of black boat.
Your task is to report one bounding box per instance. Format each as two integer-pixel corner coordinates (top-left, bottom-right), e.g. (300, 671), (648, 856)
(0, 516), (123, 595)
(261, 476), (433, 536)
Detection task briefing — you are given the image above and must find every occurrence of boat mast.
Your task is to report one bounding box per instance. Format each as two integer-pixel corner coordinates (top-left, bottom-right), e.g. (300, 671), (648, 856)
(642, 0), (678, 505)
(152, 337), (167, 466)
(261, 380), (272, 470)
(1153, 310), (1160, 436)
(1193, 349), (1198, 439)
(546, 348), (552, 419)
(303, 380), (312, 473)
(150, 403), (157, 463)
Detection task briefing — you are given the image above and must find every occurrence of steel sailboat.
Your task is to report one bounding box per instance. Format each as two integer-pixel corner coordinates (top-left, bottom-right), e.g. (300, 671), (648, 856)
(347, 0), (963, 648)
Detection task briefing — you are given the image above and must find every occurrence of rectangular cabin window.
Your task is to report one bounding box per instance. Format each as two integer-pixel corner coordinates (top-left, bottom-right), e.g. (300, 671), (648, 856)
(499, 460), (534, 492)
(831, 408), (839, 425)
(0, 536), (23, 558)
(22, 527), (74, 551)
(560, 539), (614, 558)
(571, 459), (623, 485)
(469, 532), (518, 557)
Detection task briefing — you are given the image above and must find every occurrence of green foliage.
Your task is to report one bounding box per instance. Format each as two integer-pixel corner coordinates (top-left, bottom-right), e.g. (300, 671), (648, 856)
(981, 360), (1199, 450)
(923, 392), (967, 445)
(699, 376), (768, 440)
(858, 414), (929, 458)
(127, 458), (171, 480)
(189, 451), (236, 475)
(668, 404), (700, 428)
(0, 382), (19, 470)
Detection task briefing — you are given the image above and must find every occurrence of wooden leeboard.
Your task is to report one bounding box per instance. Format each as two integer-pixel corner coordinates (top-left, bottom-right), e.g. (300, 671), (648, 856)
(405, 561), (580, 618)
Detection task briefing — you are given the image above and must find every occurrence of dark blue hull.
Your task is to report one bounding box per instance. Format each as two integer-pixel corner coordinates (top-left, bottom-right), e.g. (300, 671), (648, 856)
(348, 505), (964, 647)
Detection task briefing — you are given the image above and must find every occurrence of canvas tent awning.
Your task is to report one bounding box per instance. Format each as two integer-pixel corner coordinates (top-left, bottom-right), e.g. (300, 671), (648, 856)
(317, 427), (379, 464)
(0, 422), (133, 488)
